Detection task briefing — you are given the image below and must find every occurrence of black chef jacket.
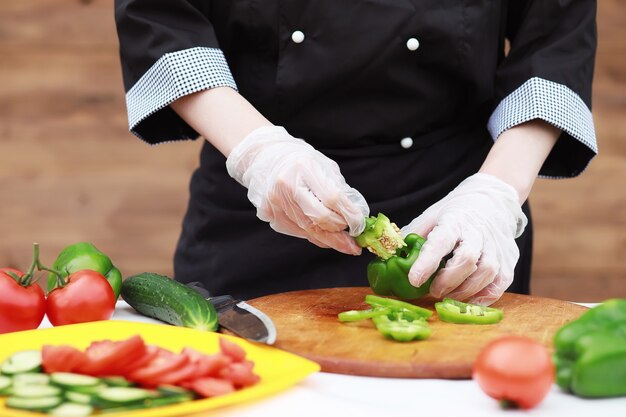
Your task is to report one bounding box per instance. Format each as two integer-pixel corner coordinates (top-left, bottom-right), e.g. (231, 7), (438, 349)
(114, 0), (597, 300)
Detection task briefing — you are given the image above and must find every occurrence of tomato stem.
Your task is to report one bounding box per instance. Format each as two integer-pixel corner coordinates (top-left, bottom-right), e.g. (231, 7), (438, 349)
(30, 242), (67, 289)
(499, 400), (519, 409)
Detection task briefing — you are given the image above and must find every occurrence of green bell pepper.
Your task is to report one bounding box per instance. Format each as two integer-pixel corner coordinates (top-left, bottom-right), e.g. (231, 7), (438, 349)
(434, 298), (504, 324)
(372, 314), (432, 342)
(553, 299), (626, 398)
(366, 234), (438, 300)
(338, 295), (434, 342)
(47, 242), (123, 299)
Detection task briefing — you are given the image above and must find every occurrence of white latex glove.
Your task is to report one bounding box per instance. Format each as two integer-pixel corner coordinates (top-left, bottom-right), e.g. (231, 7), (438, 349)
(401, 173), (528, 306)
(226, 126), (369, 255)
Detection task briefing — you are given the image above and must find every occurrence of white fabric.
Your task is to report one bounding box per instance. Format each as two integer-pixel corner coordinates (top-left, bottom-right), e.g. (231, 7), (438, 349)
(401, 173), (527, 306)
(226, 126), (369, 255)
(488, 77), (597, 178)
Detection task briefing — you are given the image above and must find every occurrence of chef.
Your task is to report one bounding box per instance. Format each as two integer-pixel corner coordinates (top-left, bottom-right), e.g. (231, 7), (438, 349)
(114, 0), (597, 304)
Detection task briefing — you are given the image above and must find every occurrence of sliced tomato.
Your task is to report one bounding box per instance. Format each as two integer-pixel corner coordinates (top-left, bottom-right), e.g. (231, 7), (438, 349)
(182, 348), (232, 378)
(153, 362), (199, 385)
(219, 338), (246, 363)
(127, 351), (189, 385)
(78, 335), (146, 376)
(187, 377), (235, 398)
(116, 345), (161, 377)
(42, 345), (88, 373)
(219, 360), (260, 388)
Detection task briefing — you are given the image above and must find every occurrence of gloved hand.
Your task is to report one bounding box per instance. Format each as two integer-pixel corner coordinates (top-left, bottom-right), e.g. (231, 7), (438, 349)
(226, 126), (369, 255)
(401, 173), (528, 305)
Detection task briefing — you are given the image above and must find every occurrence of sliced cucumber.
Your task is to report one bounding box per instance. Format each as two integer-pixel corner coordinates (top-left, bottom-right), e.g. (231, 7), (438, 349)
(13, 372), (50, 386)
(65, 391), (92, 405)
(102, 376), (134, 387)
(99, 395), (190, 413)
(96, 387), (155, 404)
(6, 395), (63, 411)
(50, 403), (94, 417)
(0, 375), (11, 391)
(68, 383), (107, 395)
(51, 372), (101, 389)
(13, 384), (62, 398)
(157, 384), (195, 397)
(1, 350), (42, 375)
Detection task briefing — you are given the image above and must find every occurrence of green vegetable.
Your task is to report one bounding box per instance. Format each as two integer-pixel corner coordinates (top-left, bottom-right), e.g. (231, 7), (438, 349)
(338, 295), (433, 342)
(365, 294), (433, 319)
(434, 298), (504, 325)
(367, 233), (439, 299)
(47, 242), (123, 299)
(372, 315), (431, 342)
(355, 213), (406, 260)
(121, 272), (219, 332)
(553, 299), (626, 398)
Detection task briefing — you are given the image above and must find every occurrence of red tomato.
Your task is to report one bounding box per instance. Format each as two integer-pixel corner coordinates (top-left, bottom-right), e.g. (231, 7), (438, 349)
(154, 362), (199, 385)
(116, 345), (161, 377)
(46, 270), (115, 326)
(473, 336), (554, 409)
(182, 348), (232, 378)
(42, 345), (88, 373)
(219, 360), (260, 388)
(0, 268), (46, 334)
(78, 335), (146, 376)
(127, 351), (189, 385)
(187, 377), (235, 398)
(219, 338), (246, 363)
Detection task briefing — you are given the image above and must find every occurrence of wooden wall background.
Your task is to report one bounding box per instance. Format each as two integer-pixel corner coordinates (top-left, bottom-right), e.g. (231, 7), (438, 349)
(0, 0), (624, 302)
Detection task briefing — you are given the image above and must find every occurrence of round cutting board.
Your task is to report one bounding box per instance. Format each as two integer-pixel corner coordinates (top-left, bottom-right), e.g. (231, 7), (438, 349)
(248, 287), (587, 379)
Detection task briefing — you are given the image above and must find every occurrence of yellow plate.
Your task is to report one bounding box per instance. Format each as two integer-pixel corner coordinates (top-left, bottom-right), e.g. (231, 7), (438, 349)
(0, 320), (320, 417)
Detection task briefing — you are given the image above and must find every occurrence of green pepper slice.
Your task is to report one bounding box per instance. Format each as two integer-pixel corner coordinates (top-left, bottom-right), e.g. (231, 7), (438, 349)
(338, 308), (390, 322)
(435, 298), (504, 324)
(372, 315), (432, 342)
(365, 294), (433, 319)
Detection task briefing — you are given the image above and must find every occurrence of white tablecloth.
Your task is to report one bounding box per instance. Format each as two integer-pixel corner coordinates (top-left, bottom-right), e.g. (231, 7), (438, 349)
(38, 301), (626, 417)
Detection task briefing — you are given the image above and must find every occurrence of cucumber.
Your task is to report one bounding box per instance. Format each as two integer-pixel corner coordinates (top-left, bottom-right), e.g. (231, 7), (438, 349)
(65, 391), (92, 404)
(67, 383), (107, 395)
(122, 273), (218, 331)
(6, 395), (63, 411)
(1, 350), (42, 375)
(102, 376), (134, 387)
(157, 384), (195, 398)
(51, 372), (101, 389)
(13, 384), (62, 398)
(96, 387), (155, 404)
(0, 375), (11, 392)
(50, 403), (94, 417)
(13, 373), (50, 386)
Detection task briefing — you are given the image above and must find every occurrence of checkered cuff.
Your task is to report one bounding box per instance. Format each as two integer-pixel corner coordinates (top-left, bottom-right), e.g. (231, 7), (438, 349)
(126, 47), (237, 143)
(488, 77), (597, 178)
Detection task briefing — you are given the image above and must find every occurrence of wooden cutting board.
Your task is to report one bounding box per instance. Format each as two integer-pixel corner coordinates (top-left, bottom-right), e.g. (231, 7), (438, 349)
(248, 287), (588, 379)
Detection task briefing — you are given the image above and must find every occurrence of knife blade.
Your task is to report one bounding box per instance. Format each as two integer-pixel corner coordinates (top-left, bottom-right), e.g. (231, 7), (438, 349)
(186, 282), (277, 345)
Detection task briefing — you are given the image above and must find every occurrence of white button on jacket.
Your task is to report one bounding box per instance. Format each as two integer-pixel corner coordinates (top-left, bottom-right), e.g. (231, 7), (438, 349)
(406, 38), (420, 51)
(291, 31), (305, 44)
(400, 137), (414, 149)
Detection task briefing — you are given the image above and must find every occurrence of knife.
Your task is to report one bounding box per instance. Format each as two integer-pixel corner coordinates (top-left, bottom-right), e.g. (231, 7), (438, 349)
(186, 282), (277, 345)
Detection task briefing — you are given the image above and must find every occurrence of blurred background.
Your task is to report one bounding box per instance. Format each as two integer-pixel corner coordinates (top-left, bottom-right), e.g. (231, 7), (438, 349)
(0, 0), (624, 302)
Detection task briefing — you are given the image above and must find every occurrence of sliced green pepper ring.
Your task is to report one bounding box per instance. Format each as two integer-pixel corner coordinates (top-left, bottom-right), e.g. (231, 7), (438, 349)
(365, 294), (433, 319)
(435, 298), (504, 324)
(338, 308), (390, 322)
(372, 315), (432, 342)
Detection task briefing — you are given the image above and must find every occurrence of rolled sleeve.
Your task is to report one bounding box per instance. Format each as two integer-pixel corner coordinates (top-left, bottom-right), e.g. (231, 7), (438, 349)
(488, 77), (597, 178)
(126, 47), (237, 143)
(491, 0), (597, 178)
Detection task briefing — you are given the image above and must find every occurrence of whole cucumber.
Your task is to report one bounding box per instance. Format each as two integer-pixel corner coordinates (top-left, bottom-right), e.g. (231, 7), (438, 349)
(121, 273), (218, 331)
